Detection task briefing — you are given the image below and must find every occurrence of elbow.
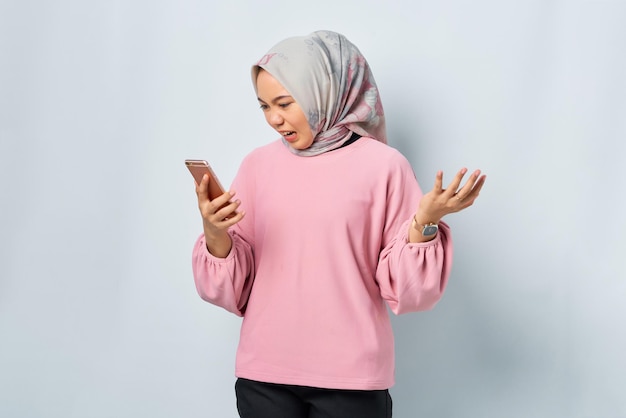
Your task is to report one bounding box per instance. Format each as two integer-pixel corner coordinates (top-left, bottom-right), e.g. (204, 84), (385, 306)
(392, 287), (445, 315)
(194, 279), (244, 317)
(194, 279), (220, 304)
(393, 300), (439, 316)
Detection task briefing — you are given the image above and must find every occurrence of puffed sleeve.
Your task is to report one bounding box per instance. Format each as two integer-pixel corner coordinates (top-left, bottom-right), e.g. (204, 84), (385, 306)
(374, 155), (454, 315)
(192, 232), (255, 316)
(191, 154), (257, 316)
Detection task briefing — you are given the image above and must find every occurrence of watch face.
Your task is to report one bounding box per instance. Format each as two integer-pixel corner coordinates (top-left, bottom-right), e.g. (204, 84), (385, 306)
(422, 224), (438, 236)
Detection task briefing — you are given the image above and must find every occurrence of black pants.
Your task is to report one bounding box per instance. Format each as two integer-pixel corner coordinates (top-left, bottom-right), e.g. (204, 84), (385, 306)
(235, 378), (393, 418)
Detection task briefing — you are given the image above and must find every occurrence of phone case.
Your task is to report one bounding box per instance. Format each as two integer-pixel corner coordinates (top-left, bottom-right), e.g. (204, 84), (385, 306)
(185, 159), (226, 200)
(185, 159), (235, 219)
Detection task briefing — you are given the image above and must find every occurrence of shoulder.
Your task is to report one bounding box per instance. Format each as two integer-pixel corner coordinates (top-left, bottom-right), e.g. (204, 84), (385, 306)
(357, 137), (414, 172)
(238, 139), (285, 169)
(244, 139), (284, 160)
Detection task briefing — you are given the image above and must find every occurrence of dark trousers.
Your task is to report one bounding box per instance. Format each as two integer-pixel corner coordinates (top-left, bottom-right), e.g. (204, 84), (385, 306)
(235, 378), (393, 418)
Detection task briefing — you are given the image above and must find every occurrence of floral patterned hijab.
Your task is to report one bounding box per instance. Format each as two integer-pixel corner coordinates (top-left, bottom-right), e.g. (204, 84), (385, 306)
(252, 30), (387, 157)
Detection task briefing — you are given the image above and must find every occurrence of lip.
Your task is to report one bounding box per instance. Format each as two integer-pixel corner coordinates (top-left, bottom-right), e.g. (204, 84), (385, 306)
(280, 131), (297, 143)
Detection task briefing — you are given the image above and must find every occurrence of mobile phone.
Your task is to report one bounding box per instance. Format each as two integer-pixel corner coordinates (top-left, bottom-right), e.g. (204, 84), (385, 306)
(185, 159), (237, 219)
(185, 159), (227, 200)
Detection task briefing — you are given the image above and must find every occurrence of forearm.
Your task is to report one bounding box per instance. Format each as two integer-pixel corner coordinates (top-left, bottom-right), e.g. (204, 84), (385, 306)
(203, 221), (233, 258)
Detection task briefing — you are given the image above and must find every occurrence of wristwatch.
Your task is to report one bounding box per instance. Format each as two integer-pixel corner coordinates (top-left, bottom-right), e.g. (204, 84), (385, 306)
(412, 216), (439, 237)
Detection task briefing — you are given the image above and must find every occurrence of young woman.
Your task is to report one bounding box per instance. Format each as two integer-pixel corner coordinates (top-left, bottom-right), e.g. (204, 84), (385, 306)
(192, 30), (485, 418)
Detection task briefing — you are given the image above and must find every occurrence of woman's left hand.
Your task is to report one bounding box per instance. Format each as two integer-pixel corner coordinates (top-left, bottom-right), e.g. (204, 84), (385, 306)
(415, 168), (486, 225)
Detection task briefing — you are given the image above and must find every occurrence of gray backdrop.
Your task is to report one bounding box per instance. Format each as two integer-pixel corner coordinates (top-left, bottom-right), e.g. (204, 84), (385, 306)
(1, 0), (625, 417)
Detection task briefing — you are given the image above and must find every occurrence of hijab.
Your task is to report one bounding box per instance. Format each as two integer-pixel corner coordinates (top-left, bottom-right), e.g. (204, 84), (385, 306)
(252, 30), (387, 157)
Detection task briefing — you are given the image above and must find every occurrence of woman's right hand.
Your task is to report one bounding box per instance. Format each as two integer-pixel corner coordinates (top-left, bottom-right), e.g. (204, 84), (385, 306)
(195, 174), (245, 257)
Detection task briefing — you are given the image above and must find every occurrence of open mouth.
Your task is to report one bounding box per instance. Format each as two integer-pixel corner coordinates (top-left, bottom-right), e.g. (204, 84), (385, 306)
(282, 131), (297, 142)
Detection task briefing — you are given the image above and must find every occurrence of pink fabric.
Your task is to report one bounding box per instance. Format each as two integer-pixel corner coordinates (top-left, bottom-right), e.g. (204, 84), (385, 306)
(192, 137), (453, 390)
(251, 30), (387, 156)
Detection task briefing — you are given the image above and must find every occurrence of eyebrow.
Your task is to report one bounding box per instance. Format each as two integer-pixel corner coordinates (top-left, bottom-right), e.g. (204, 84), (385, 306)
(257, 95), (293, 104)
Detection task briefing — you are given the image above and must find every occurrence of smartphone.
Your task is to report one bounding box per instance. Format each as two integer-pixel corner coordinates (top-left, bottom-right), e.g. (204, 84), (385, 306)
(185, 159), (227, 200)
(185, 159), (236, 218)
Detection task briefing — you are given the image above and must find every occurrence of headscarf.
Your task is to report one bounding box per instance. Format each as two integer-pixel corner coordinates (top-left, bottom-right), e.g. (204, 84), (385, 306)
(251, 30), (387, 157)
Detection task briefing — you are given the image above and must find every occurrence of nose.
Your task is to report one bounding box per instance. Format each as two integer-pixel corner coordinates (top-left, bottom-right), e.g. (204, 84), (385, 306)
(267, 109), (284, 127)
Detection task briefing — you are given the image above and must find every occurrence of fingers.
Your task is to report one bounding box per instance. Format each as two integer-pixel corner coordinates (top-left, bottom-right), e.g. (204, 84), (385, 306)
(455, 170), (484, 201)
(212, 197), (242, 221)
(420, 168), (485, 221)
(195, 173), (242, 220)
(471, 174), (487, 196)
(464, 174), (487, 203)
(196, 174), (233, 207)
(443, 168), (468, 198)
(201, 191), (239, 222)
(208, 206), (245, 227)
(195, 174), (210, 201)
(441, 168), (485, 208)
(433, 170), (444, 193)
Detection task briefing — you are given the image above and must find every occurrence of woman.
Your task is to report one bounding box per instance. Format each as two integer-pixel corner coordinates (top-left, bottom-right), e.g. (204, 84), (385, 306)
(192, 30), (485, 418)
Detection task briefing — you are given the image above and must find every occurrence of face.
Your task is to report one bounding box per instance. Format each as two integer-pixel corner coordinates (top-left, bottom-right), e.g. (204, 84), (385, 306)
(256, 69), (314, 150)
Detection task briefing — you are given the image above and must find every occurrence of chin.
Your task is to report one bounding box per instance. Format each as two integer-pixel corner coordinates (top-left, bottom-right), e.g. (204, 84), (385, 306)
(291, 140), (314, 150)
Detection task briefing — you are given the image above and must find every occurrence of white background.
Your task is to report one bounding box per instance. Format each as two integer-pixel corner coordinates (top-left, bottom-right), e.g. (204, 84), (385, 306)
(1, 0), (625, 417)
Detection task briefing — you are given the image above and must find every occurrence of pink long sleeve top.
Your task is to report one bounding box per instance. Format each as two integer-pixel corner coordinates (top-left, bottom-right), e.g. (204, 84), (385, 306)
(192, 137), (453, 390)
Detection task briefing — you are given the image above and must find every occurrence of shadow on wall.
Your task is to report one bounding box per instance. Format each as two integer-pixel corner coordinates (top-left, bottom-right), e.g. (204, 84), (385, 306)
(389, 248), (555, 417)
(386, 121), (544, 416)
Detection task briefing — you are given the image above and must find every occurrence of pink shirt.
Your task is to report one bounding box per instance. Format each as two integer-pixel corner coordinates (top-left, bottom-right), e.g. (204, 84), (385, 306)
(192, 137), (453, 390)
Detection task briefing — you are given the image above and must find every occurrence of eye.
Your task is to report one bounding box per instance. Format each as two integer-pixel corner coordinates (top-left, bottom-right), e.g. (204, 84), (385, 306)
(279, 102), (292, 109)
(259, 103), (269, 110)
